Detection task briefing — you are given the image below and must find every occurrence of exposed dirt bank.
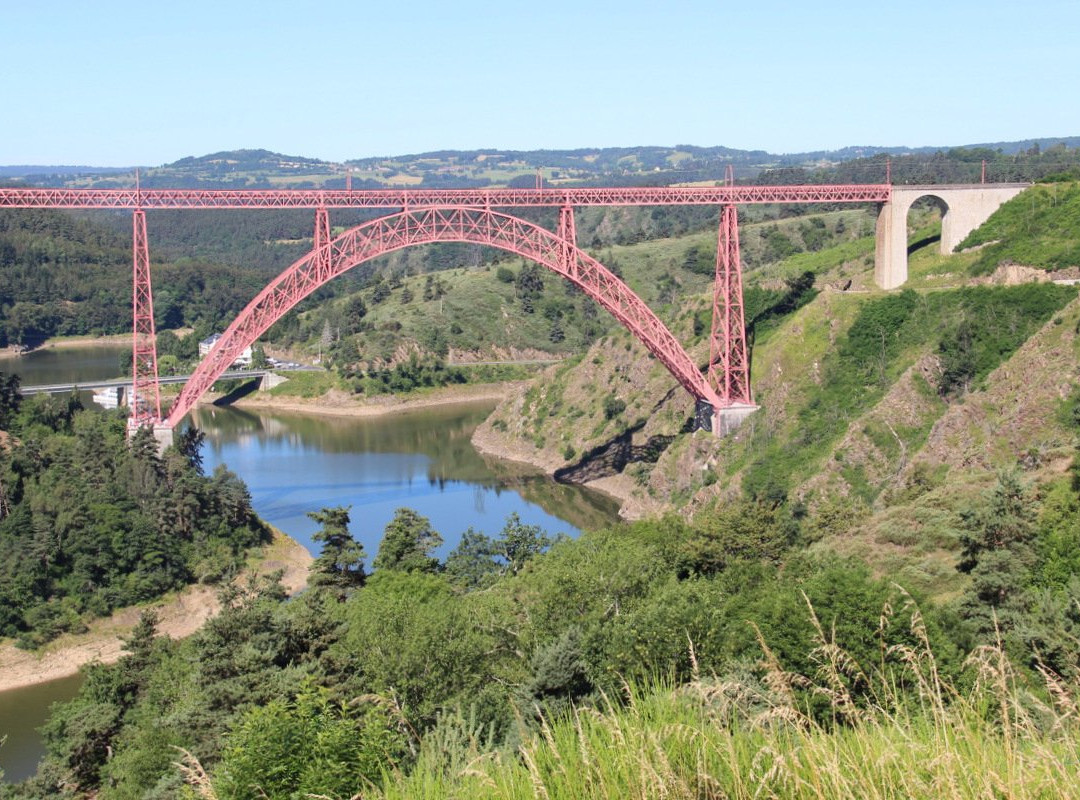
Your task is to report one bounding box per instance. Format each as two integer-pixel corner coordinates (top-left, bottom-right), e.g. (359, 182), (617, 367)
(0, 334), (134, 359)
(468, 386), (638, 517)
(219, 381), (521, 418)
(0, 529), (311, 693)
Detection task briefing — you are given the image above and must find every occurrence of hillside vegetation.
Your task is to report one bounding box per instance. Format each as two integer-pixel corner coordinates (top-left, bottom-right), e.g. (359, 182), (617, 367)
(7, 171), (1080, 799)
(11, 139), (1080, 190)
(473, 184), (1080, 601)
(8, 458), (1080, 797)
(0, 208), (310, 347)
(958, 180), (1080, 273)
(0, 388), (269, 648)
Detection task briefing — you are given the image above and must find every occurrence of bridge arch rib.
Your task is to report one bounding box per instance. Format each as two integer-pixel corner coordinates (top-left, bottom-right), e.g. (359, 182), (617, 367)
(164, 207), (723, 427)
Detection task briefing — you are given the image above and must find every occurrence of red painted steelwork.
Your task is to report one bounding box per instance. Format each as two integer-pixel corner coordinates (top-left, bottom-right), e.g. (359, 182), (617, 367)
(313, 207), (331, 282)
(0, 181), (905, 433)
(557, 205), (577, 273)
(165, 208), (724, 427)
(708, 205), (751, 404)
(130, 210), (162, 427)
(0, 184), (892, 210)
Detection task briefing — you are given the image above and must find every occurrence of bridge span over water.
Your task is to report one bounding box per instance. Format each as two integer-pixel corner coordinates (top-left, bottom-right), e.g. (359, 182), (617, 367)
(0, 181), (1029, 443)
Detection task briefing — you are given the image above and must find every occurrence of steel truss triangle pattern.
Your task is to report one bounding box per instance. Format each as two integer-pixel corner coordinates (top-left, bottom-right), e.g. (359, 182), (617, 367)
(0, 185), (895, 210)
(708, 205), (751, 404)
(8, 181), (1006, 434)
(165, 208), (725, 428)
(130, 210), (162, 428)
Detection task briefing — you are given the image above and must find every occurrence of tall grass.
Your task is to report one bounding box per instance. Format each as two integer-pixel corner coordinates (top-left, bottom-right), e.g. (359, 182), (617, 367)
(376, 599), (1080, 800)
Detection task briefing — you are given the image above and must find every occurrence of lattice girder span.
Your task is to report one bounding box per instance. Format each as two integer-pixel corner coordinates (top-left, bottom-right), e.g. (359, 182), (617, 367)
(164, 207), (724, 428)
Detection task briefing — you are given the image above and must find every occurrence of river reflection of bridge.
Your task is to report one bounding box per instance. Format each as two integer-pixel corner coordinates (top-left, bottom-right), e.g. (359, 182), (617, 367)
(191, 401), (620, 545)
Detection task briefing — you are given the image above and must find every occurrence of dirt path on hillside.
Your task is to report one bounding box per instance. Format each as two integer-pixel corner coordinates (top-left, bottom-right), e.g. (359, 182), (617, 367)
(0, 529), (310, 693)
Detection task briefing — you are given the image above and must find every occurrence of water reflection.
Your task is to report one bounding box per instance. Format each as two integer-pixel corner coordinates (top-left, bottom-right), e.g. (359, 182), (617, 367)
(192, 401), (620, 559)
(0, 674), (83, 783)
(0, 344), (128, 386)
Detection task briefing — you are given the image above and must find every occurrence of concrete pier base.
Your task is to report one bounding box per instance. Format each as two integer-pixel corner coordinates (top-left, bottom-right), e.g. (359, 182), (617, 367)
(152, 424), (174, 455)
(259, 371), (290, 391)
(713, 402), (758, 436)
(127, 419), (175, 455)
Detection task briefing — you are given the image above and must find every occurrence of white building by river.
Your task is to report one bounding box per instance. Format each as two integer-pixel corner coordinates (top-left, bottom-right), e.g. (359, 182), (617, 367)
(199, 333), (253, 366)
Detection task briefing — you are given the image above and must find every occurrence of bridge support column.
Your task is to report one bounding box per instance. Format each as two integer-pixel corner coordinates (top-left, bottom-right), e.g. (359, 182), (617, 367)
(713, 402), (758, 436)
(130, 208), (163, 429)
(875, 185), (1027, 289)
(313, 207), (332, 280)
(707, 204), (757, 435)
(939, 187), (1024, 253)
(874, 201), (908, 289)
(151, 423), (174, 455)
(259, 371), (290, 391)
(557, 205), (577, 276)
(123, 419), (174, 455)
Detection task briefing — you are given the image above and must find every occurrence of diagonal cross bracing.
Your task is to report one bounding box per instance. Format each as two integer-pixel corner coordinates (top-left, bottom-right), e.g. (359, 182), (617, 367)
(0, 184), (893, 209)
(165, 208), (724, 427)
(130, 210), (162, 427)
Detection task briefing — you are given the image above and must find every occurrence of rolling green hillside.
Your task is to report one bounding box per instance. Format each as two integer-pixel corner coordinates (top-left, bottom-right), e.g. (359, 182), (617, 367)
(958, 180), (1080, 273)
(475, 184), (1080, 603)
(9, 178), (1080, 799)
(10, 138), (1080, 191)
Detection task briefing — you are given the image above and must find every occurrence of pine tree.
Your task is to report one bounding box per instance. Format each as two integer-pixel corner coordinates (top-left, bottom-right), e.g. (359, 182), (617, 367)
(957, 471), (1036, 634)
(373, 508), (442, 573)
(308, 506), (366, 597)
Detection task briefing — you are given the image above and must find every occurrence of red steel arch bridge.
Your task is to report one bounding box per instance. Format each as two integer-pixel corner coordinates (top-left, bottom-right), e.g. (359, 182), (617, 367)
(0, 181), (891, 439)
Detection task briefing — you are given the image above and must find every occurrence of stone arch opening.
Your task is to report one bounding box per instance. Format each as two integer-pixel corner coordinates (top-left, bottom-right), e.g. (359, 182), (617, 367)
(903, 194), (950, 255)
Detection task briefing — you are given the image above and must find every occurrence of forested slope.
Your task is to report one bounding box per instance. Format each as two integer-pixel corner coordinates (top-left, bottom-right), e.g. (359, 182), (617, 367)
(0, 209), (293, 347)
(462, 187), (1080, 690)
(5, 179), (1080, 799)
(0, 388), (269, 648)
(6, 452), (1080, 797)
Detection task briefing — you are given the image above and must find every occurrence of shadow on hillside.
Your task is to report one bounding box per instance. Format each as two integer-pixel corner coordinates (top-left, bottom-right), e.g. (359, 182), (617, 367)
(212, 378), (261, 406)
(555, 415), (695, 485)
(908, 233), (940, 255)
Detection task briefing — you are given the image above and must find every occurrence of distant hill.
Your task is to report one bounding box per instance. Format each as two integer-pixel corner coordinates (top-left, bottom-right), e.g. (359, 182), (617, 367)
(2, 137), (1077, 189)
(0, 165), (129, 178)
(169, 148), (329, 170)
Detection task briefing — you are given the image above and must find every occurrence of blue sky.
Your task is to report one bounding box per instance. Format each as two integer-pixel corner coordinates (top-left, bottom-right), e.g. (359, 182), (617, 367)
(2, 0), (1077, 166)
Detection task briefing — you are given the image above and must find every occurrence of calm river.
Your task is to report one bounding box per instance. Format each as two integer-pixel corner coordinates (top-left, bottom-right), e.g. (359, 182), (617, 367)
(0, 344), (618, 783)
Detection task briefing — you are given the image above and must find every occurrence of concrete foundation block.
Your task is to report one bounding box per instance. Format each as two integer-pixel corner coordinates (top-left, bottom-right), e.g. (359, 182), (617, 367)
(712, 402), (758, 436)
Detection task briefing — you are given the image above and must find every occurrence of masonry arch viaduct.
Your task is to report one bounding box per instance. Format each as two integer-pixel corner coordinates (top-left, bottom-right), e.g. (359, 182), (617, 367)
(875, 184), (1028, 289)
(164, 207), (726, 428)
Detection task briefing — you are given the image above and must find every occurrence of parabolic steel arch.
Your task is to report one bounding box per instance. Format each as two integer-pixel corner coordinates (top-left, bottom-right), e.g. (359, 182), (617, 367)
(164, 207), (724, 428)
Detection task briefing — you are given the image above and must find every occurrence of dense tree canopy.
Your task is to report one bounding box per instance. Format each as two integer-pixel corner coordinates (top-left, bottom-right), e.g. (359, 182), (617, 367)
(0, 400), (269, 647)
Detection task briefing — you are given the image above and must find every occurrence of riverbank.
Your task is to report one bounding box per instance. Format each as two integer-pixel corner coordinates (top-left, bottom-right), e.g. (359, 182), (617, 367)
(0, 333), (133, 359)
(219, 380), (523, 418)
(0, 528), (311, 693)
(470, 411), (644, 519)
(214, 379), (637, 515)
(467, 382), (648, 519)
